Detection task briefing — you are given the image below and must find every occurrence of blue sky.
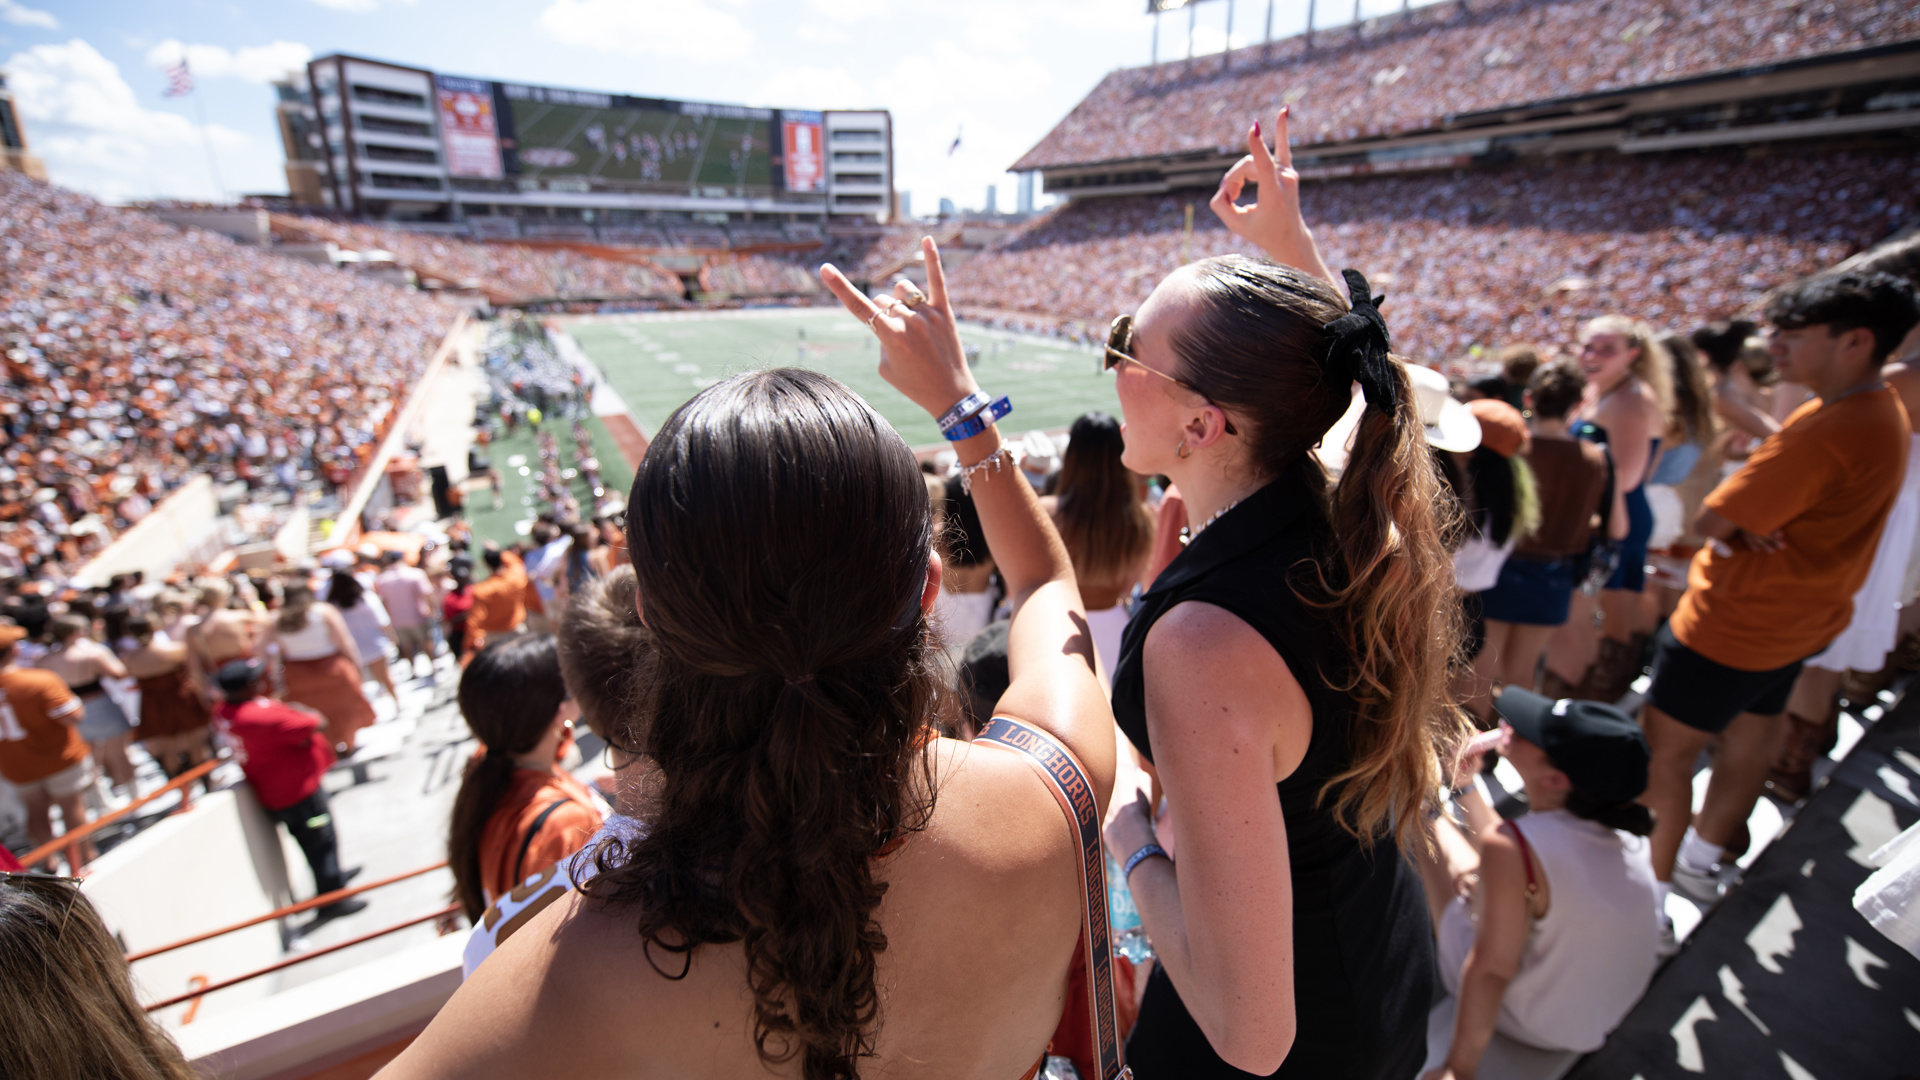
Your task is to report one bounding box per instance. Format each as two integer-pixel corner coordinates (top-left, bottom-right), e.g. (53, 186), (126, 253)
(2, 0), (1435, 211)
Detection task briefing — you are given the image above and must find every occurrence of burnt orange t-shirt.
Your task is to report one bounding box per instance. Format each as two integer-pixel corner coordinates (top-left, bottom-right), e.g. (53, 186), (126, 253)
(1670, 388), (1910, 670)
(478, 766), (605, 905)
(0, 667), (87, 784)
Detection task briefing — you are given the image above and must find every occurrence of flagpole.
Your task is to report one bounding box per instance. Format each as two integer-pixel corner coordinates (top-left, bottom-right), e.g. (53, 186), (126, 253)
(189, 88), (226, 202)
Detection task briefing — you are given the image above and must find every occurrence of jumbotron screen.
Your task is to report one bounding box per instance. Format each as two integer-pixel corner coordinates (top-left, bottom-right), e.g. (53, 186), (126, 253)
(436, 76), (819, 193)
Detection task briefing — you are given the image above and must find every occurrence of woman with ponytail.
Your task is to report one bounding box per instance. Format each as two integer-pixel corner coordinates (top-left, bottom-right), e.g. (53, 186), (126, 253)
(445, 634), (601, 921)
(390, 236), (1115, 1080)
(1416, 689), (1660, 1080)
(1100, 106), (1467, 1078)
(1042, 410), (1154, 680)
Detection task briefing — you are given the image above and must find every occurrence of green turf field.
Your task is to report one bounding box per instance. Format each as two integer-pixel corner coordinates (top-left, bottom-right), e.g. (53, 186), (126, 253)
(565, 309), (1123, 447)
(462, 419), (635, 548)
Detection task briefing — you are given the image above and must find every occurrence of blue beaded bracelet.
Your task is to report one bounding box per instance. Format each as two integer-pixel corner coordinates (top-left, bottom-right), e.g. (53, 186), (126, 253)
(943, 395), (1011, 441)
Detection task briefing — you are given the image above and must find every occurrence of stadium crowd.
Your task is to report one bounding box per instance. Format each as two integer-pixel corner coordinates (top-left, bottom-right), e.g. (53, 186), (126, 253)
(951, 148), (1920, 360)
(0, 173), (455, 581)
(276, 216), (685, 303)
(1016, 0), (1920, 167)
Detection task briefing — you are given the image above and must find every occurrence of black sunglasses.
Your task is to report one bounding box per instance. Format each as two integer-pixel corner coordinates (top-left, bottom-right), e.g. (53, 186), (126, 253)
(1104, 315), (1237, 436)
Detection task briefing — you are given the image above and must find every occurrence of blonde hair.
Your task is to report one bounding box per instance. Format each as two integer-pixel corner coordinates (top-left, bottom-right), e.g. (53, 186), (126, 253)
(1583, 315), (1674, 419)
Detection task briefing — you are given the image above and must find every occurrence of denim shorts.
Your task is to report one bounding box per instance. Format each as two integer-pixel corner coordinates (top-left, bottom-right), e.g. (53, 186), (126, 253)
(1480, 555), (1578, 627)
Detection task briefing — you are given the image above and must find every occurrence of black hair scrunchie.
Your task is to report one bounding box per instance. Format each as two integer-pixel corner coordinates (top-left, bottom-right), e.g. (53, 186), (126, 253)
(1322, 269), (1400, 415)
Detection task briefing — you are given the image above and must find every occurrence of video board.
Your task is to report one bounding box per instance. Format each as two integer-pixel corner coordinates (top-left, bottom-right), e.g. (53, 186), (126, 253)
(497, 82), (776, 190)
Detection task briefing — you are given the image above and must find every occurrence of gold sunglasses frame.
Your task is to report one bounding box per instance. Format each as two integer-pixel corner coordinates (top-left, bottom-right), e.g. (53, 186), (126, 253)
(1104, 315), (1237, 436)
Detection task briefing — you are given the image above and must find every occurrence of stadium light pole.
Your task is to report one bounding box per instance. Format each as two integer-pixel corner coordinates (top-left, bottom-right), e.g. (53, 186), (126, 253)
(1265, 0), (1274, 44)
(1187, 2), (1196, 61)
(1152, 8), (1160, 65)
(1306, 0), (1316, 48)
(1224, 0), (1234, 69)
(1352, 0), (1361, 28)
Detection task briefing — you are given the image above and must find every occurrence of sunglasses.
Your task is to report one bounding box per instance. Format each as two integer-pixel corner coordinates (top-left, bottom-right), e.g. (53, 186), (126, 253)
(1105, 315), (1237, 436)
(2, 871), (84, 945)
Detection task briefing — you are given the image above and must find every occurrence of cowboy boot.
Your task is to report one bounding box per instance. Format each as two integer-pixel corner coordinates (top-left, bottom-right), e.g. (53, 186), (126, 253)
(1764, 709), (1834, 804)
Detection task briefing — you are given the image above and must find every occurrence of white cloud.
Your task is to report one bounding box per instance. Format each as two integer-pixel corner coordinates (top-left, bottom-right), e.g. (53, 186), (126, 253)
(144, 40), (314, 84)
(808, 0), (887, 23)
(0, 0), (57, 30)
(755, 66), (867, 110)
(6, 39), (252, 201)
(538, 0), (752, 62)
(306, 0), (402, 11)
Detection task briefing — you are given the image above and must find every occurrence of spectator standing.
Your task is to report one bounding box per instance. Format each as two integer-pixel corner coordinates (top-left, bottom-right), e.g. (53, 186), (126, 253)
(932, 474), (999, 650)
(446, 634), (602, 921)
(1547, 316), (1672, 705)
(36, 615), (137, 798)
(1415, 690), (1660, 1079)
(465, 545), (528, 659)
(1449, 398), (1539, 721)
(1103, 110), (1464, 1079)
(326, 570), (399, 707)
(0, 874), (201, 1080)
(375, 550), (439, 682)
(268, 584), (377, 754)
(213, 660), (364, 918)
(1497, 344), (1542, 413)
(1644, 272), (1918, 918)
(440, 556), (478, 660)
(1643, 334), (1719, 549)
(1041, 411), (1153, 680)
(121, 616), (213, 782)
(1476, 363), (1613, 704)
(0, 624), (91, 868)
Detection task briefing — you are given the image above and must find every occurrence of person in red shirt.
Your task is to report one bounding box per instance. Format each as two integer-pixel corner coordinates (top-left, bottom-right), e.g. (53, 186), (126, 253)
(214, 659), (365, 918)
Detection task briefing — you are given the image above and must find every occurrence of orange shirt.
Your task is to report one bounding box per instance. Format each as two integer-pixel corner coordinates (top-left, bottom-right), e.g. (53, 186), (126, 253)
(0, 666), (87, 784)
(478, 766), (604, 905)
(1670, 388), (1910, 670)
(469, 551), (529, 637)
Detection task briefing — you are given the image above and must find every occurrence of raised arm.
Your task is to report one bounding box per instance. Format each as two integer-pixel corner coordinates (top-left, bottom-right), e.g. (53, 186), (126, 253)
(1210, 105), (1339, 290)
(820, 240), (1115, 815)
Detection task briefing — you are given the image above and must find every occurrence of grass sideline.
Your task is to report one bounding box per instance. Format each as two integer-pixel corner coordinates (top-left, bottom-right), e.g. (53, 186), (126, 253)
(562, 308), (1123, 448)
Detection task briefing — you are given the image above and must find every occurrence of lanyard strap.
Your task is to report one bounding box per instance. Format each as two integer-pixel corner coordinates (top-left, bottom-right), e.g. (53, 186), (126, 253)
(976, 716), (1127, 1080)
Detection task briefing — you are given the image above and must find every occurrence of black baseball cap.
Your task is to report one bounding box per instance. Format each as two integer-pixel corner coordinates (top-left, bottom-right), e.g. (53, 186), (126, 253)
(216, 658), (265, 700)
(1494, 686), (1650, 806)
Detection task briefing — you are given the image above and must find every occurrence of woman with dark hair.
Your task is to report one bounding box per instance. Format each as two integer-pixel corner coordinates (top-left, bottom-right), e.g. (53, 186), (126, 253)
(931, 472), (999, 649)
(1693, 319), (1781, 446)
(390, 240), (1115, 1080)
(1444, 399), (1540, 721)
(446, 634), (602, 921)
(327, 569), (399, 706)
(1042, 410), (1153, 679)
(0, 874), (201, 1080)
(266, 582), (376, 753)
(1100, 107), (1465, 1077)
(1416, 690), (1659, 1080)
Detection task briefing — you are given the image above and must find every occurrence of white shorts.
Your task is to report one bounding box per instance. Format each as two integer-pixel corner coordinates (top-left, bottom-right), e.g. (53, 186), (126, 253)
(12, 757), (95, 800)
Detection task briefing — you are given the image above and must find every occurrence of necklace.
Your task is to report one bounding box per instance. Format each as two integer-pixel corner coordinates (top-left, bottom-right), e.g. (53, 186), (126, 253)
(1178, 499), (1240, 546)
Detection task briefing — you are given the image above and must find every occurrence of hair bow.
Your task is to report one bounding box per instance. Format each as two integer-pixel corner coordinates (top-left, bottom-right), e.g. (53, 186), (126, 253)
(1323, 269), (1399, 415)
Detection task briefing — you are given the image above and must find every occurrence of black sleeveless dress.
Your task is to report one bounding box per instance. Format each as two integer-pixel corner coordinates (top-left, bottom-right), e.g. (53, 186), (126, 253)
(1112, 470), (1433, 1079)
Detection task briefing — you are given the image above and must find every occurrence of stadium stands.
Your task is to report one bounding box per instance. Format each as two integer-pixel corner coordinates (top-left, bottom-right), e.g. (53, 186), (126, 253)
(700, 255), (825, 300)
(0, 172), (453, 576)
(949, 147), (1920, 359)
(275, 216), (685, 305)
(1015, 0), (1920, 169)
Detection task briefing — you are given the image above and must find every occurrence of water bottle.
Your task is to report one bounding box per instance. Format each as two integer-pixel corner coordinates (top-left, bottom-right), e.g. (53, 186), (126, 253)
(1106, 849), (1155, 965)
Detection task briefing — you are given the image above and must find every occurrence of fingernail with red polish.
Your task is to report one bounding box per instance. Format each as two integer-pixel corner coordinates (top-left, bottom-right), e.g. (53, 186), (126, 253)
(1253, 120), (1261, 137)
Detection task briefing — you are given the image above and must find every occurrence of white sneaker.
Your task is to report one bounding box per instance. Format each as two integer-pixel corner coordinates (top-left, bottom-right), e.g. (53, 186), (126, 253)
(1671, 858), (1729, 907)
(1657, 915), (1680, 958)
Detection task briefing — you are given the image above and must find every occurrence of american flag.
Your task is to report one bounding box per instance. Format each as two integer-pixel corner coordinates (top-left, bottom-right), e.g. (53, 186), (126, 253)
(163, 59), (192, 98)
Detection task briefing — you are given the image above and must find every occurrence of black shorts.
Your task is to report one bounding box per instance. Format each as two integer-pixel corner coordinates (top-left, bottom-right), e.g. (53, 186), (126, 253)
(1646, 623), (1804, 734)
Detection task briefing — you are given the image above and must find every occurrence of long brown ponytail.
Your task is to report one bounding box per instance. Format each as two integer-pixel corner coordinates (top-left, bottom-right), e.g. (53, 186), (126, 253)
(1172, 255), (1469, 851)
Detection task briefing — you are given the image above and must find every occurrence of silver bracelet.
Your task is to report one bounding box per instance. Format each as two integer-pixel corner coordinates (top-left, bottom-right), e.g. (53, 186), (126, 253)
(958, 446), (1014, 496)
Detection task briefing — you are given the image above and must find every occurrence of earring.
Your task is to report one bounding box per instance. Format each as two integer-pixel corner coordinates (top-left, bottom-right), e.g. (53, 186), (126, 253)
(1176, 438), (1192, 459)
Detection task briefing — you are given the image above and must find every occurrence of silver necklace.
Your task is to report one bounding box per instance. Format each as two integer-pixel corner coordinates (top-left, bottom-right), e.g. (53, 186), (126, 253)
(1178, 499), (1240, 546)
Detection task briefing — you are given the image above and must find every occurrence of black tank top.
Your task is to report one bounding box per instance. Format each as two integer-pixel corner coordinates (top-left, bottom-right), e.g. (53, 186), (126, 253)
(1111, 469), (1432, 1080)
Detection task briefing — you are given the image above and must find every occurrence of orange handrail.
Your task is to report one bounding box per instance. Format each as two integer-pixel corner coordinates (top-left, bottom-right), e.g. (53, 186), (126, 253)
(143, 903), (461, 1012)
(20, 757), (221, 872)
(126, 861), (449, 962)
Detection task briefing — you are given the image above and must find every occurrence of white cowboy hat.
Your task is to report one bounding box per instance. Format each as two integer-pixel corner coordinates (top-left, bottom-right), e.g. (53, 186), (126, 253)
(1404, 362), (1482, 453)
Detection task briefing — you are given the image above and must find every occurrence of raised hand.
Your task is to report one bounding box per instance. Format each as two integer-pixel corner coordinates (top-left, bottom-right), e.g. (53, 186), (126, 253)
(1209, 105), (1339, 290)
(819, 237), (979, 420)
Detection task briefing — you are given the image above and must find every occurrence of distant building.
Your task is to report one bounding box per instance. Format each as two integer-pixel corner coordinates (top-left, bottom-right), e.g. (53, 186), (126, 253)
(0, 72), (48, 181)
(899, 191), (912, 220)
(277, 53), (894, 229)
(1017, 171), (1035, 214)
(938, 197), (956, 218)
(985, 184), (997, 214)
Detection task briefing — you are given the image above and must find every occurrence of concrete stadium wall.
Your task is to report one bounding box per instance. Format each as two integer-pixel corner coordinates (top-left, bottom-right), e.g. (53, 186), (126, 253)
(83, 786), (298, 1029)
(74, 475), (222, 588)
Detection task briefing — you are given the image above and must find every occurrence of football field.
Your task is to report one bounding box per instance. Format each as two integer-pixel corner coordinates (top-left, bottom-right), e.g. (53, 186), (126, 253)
(562, 308), (1123, 448)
